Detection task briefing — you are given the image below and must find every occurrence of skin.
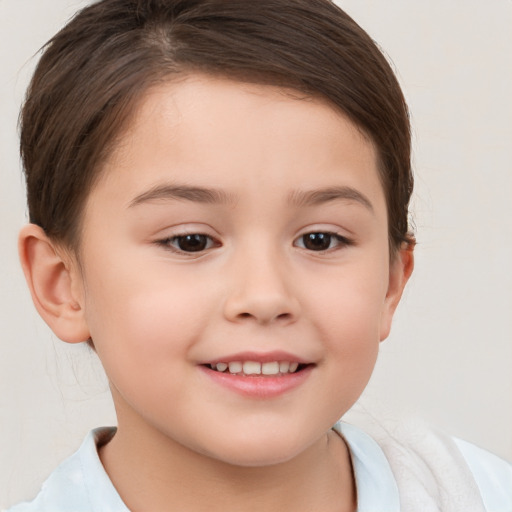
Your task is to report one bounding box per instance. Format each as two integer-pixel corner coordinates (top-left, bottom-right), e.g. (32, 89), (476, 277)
(19, 74), (413, 512)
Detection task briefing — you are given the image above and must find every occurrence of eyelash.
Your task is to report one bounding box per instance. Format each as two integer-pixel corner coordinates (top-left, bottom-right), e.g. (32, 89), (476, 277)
(294, 232), (352, 252)
(155, 231), (352, 255)
(156, 233), (219, 254)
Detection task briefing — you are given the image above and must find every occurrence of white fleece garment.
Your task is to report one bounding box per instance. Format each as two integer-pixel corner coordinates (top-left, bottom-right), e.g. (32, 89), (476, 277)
(337, 408), (511, 512)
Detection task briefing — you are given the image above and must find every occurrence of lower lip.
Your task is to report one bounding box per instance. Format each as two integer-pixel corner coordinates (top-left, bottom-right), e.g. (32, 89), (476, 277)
(199, 365), (314, 399)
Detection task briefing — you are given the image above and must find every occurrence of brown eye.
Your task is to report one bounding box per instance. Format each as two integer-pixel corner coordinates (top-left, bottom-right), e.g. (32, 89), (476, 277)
(169, 234), (213, 252)
(295, 232), (350, 252)
(302, 233), (332, 251)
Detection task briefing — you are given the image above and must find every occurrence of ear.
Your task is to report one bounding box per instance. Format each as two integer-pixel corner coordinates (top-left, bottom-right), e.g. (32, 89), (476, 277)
(18, 224), (90, 344)
(379, 242), (414, 341)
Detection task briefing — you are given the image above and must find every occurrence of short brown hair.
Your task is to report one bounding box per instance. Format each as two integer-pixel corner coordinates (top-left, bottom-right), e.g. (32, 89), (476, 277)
(20, 0), (414, 251)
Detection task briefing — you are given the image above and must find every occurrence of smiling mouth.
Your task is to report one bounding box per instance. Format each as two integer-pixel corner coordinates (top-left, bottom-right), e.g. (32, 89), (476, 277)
(204, 361), (311, 376)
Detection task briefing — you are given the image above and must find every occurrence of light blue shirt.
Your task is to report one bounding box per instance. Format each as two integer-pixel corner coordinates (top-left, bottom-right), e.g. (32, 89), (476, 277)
(6, 425), (512, 512)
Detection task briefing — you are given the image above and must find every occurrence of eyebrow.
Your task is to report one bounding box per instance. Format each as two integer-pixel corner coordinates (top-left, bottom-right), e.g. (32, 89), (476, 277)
(128, 182), (373, 212)
(288, 186), (374, 212)
(128, 184), (236, 208)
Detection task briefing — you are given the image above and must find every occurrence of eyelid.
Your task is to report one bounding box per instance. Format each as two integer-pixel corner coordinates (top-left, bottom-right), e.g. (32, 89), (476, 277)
(156, 233), (220, 254)
(152, 225), (353, 255)
(293, 229), (354, 252)
(153, 225), (222, 255)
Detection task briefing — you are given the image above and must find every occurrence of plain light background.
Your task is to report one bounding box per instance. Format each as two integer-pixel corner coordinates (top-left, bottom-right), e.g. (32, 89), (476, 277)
(1, 0), (511, 507)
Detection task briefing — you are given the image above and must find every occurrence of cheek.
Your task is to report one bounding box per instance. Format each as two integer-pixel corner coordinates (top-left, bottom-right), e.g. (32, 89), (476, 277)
(81, 262), (216, 364)
(81, 268), (215, 418)
(308, 261), (388, 339)
(304, 263), (387, 391)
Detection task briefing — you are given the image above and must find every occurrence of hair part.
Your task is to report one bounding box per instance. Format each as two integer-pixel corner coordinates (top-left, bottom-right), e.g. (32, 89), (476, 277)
(20, 0), (414, 253)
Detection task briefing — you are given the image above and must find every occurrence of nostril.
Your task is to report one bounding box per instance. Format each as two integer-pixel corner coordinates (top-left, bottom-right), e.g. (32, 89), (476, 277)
(238, 311), (292, 321)
(225, 295), (300, 325)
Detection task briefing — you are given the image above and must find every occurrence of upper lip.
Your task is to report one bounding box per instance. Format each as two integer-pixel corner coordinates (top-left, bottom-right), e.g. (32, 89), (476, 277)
(200, 350), (312, 365)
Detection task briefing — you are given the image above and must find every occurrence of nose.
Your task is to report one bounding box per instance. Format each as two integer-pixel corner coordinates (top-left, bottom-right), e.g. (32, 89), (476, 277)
(222, 246), (300, 325)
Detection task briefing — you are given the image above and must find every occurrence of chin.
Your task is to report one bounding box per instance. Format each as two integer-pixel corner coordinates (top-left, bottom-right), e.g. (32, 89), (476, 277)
(214, 450), (302, 468)
(198, 430), (319, 468)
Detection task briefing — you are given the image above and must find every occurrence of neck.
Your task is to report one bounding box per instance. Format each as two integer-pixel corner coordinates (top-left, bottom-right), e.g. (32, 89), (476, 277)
(100, 413), (356, 512)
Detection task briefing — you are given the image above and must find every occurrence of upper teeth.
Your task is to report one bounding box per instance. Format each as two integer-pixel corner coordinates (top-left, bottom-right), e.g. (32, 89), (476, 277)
(210, 361), (300, 375)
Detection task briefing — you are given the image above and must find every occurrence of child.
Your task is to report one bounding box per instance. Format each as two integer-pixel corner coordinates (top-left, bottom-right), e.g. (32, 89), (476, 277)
(6, 0), (511, 511)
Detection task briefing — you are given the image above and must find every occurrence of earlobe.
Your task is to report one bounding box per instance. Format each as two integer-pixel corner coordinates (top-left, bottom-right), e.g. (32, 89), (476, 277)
(18, 224), (90, 344)
(379, 242), (415, 341)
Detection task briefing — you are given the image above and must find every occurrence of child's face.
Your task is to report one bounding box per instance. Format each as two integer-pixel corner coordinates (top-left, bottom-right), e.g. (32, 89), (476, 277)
(73, 74), (409, 466)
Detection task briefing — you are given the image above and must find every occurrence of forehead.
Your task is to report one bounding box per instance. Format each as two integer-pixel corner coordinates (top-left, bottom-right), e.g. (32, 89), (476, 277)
(90, 74), (384, 214)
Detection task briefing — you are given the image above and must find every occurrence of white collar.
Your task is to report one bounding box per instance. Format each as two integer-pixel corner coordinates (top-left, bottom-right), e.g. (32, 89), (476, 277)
(334, 421), (400, 512)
